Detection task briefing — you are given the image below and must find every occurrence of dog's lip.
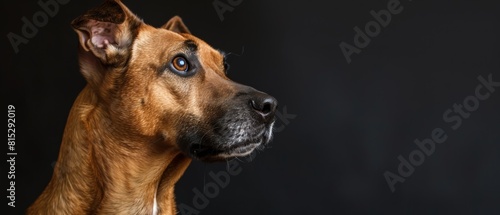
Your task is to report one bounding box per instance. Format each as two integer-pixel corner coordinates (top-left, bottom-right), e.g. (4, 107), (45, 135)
(227, 139), (261, 150)
(190, 139), (263, 161)
(216, 142), (261, 159)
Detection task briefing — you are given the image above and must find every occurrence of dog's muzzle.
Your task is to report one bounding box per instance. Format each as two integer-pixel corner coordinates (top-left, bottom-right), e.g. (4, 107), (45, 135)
(185, 90), (277, 161)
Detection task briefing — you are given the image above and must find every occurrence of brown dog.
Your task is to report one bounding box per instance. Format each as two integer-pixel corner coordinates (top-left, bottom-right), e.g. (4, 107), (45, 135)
(27, 0), (277, 214)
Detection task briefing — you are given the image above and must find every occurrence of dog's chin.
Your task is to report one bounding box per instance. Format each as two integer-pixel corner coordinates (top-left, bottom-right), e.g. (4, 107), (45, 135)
(188, 123), (274, 162)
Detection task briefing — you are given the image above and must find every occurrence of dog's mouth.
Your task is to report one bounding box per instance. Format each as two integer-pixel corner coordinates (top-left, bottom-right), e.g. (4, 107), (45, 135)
(190, 141), (260, 161)
(188, 122), (274, 161)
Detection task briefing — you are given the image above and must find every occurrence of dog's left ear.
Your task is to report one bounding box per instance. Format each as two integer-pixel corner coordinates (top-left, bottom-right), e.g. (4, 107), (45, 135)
(71, 0), (142, 66)
(162, 16), (191, 34)
(71, 0), (143, 91)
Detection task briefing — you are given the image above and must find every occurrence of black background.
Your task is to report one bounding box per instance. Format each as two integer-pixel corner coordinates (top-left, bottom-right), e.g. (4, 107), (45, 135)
(3, 0), (500, 214)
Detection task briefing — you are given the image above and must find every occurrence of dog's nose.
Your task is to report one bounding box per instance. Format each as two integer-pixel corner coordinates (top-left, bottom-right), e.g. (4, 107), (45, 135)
(249, 93), (277, 122)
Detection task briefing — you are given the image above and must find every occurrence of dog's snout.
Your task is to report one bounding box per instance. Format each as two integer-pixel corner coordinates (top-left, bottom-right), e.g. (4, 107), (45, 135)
(249, 93), (277, 122)
(250, 97), (276, 115)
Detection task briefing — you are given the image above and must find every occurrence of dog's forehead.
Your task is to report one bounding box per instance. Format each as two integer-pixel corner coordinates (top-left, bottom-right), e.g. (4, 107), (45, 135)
(181, 34), (224, 62)
(135, 27), (184, 48)
(136, 27), (223, 60)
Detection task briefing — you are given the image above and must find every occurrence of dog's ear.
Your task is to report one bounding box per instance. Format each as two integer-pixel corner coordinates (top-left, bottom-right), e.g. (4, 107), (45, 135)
(71, 0), (141, 64)
(71, 0), (141, 87)
(162, 16), (191, 34)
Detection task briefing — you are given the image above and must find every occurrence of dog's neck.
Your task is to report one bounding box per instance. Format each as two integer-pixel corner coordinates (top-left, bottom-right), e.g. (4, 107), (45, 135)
(31, 86), (191, 215)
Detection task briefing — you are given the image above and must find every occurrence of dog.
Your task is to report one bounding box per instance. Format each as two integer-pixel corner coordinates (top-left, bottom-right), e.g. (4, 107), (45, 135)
(27, 0), (277, 214)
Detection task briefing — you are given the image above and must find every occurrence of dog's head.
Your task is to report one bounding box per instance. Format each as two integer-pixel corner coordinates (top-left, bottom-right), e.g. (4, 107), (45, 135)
(71, 0), (277, 161)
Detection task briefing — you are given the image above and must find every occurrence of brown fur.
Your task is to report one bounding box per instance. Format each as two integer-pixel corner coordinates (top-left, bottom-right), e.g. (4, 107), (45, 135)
(28, 0), (276, 214)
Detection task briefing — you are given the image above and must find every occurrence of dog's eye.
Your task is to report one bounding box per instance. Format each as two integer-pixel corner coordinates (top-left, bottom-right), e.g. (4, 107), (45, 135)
(171, 56), (189, 72)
